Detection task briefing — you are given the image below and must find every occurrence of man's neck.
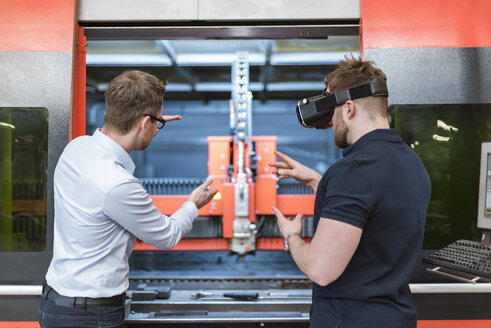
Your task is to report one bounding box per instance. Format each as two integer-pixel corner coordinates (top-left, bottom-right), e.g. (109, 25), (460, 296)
(100, 127), (135, 154)
(348, 118), (390, 145)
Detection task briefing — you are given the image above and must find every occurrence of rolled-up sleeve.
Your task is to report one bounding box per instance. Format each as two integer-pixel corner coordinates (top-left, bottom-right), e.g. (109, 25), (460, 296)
(103, 180), (198, 249)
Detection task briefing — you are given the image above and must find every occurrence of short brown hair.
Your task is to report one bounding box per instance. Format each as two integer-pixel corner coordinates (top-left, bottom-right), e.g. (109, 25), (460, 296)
(324, 55), (388, 118)
(103, 70), (167, 134)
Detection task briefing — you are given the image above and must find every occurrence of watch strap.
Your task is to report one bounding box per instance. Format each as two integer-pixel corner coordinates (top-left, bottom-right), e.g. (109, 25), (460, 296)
(284, 231), (301, 254)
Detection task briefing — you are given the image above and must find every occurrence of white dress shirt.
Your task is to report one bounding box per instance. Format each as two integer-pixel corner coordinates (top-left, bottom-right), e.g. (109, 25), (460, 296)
(46, 129), (198, 297)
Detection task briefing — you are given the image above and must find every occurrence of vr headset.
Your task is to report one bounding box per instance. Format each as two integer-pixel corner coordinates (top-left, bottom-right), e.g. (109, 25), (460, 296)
(296, 74), (389, 129)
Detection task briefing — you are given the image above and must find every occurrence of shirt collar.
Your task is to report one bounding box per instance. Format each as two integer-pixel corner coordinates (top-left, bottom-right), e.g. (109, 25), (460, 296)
(93, 129), (136, 174)
(342, 129), (401, 157)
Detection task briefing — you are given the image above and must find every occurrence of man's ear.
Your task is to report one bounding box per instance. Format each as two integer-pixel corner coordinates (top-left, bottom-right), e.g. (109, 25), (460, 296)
(345, 100), (356, 120)
(138, 115), (151, 131)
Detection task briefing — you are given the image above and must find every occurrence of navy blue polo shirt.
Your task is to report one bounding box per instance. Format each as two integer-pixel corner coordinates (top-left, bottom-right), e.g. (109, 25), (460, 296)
(311, 129), (431, 328)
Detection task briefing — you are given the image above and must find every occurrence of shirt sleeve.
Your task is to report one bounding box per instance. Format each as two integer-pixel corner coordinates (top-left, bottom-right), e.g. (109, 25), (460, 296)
(103, 180), (198, 249)
(321, 160), (375, 229)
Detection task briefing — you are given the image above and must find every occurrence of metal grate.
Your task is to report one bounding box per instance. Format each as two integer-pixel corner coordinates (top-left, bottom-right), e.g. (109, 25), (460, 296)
(277, 180), (313, 195)
(140, 178), (205, 195)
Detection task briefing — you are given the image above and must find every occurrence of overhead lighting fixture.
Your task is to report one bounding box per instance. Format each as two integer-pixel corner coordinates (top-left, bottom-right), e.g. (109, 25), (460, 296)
(176, 53), (266, 66)
(86, 54), (172, 66)
(266, 82), (325, 91)
(86, 51), (357, 67)
(166, 83), (193, 92)
(271, 52), (354, 65)
(194, 82), (263, 92)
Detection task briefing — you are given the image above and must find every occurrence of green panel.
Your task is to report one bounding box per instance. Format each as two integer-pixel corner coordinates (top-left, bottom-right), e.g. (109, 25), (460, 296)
(389, 104), (491, 249)
(0, 111), (12, 250)
(0, 108), (48, 252)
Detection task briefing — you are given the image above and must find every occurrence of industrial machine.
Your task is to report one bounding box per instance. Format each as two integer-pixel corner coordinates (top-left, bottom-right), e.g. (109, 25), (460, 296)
(136, 53), (315, 257)
(1, 1), (491, 327)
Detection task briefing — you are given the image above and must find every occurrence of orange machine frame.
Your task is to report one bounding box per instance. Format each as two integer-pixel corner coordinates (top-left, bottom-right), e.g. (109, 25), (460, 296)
(135, 135), (315, 251)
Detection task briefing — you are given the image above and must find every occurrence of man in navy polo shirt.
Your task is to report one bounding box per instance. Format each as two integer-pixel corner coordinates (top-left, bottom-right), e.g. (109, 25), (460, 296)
(270, 56), (431, 327)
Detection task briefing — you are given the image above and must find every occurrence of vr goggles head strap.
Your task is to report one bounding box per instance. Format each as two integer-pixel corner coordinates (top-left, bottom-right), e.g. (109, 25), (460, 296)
(318, 75), (389, 112)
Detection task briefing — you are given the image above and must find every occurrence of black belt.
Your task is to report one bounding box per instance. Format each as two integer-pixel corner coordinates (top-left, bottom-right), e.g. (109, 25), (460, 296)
(46, 286), (125, 308)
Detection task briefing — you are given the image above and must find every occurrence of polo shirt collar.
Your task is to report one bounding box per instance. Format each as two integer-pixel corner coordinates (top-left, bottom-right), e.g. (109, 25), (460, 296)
(93, 129), (136, 174)
(342, 129), (400, 157)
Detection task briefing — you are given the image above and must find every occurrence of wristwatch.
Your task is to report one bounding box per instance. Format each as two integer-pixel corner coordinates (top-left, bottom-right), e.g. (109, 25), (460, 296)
(284, 231), (301, 254)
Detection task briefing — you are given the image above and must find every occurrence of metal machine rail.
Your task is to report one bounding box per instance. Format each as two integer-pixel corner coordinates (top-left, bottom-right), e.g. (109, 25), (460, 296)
(2, 283), (491, 296)
(0, 285), (43, 295)
(409, 283), (491, 293)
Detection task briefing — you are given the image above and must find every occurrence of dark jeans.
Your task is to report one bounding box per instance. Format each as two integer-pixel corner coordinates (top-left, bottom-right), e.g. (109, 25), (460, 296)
(39, 287), (125, 328)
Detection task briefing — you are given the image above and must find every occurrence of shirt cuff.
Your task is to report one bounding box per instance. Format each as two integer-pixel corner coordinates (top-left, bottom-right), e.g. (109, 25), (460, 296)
(181, 201), (199, 220)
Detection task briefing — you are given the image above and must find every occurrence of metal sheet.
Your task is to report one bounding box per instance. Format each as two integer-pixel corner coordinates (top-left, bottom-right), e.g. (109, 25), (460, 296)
(79, 0), (199, 22)
(0, 296), (41, 322)
(364, 47), (491, 105)
(78, 0), (359, 23)
(0, 51), (71, 283)
(199, 0), (359, 20)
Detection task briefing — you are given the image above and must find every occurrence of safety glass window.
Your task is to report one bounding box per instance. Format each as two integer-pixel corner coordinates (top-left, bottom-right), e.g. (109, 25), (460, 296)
(0, 107), (48, 252)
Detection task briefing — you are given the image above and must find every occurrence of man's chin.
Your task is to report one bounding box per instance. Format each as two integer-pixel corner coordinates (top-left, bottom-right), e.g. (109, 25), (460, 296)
(138, 142), (151, 151)
(334, 136), (349, 149)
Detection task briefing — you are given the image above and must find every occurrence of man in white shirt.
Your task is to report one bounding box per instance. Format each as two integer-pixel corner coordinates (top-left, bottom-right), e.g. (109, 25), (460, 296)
(39, 70), (217, 328)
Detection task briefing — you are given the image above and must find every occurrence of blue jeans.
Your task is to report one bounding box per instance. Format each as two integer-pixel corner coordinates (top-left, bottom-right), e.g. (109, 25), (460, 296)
(39, 287), (125, 328)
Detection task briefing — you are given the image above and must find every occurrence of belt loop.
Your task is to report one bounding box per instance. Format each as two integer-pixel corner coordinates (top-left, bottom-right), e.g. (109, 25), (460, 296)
(82, 297), (87, 309)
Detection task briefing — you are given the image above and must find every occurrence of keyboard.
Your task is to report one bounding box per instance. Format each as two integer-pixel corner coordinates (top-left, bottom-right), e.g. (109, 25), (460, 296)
(423, 239), (491, 278)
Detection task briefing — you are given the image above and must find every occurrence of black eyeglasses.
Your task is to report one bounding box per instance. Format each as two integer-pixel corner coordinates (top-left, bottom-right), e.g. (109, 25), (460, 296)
(146, 114), (166, 129)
